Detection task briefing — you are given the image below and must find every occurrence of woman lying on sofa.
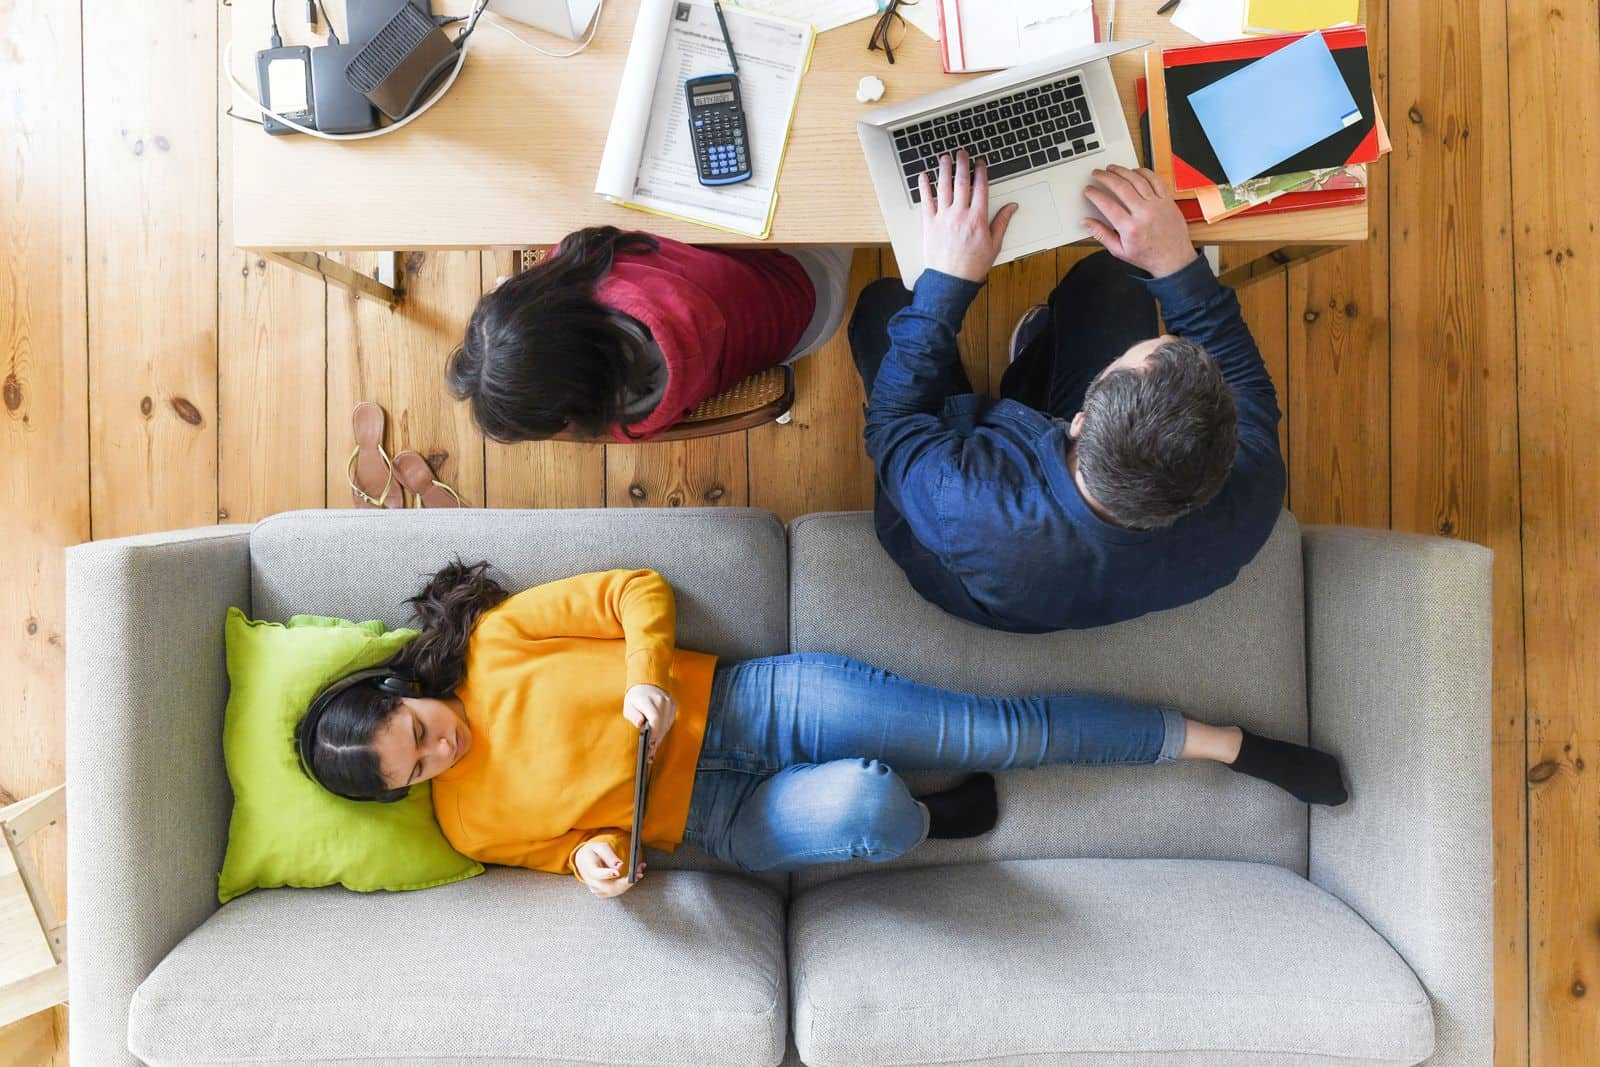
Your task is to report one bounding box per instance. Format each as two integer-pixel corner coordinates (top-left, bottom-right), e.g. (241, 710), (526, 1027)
(295, 564), (1347, 898)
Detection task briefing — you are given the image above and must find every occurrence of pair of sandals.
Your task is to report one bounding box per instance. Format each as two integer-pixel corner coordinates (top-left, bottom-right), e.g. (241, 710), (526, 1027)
(347, 402), (463, 509)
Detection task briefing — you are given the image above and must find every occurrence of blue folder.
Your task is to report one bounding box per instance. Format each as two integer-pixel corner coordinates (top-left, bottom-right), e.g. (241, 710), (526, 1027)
(1186, 31), (1363, 186)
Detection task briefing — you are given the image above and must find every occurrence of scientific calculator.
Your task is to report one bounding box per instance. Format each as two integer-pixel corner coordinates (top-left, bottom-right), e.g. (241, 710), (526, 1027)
(685, 74), (753, 186)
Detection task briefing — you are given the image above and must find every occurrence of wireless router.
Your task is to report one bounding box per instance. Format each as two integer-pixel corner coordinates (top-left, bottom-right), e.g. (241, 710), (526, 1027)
(344, 2), (461, 120)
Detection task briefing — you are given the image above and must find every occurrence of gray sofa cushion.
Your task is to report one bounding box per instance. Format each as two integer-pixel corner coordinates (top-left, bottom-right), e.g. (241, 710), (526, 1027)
(129, 868), (787, 1067)
(249, 507), (789, 662)
(787, 511), (1308, 888)
(789, 858), (1433, 1067)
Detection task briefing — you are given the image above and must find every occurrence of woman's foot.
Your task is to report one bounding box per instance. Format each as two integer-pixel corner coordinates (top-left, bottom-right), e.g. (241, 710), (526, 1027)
(1227, 730), (1349, 806)
(917, 773), (998, 839)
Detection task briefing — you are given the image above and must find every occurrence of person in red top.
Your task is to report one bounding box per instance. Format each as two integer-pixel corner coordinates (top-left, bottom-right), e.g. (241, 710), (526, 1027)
(448, 227), (851, 442)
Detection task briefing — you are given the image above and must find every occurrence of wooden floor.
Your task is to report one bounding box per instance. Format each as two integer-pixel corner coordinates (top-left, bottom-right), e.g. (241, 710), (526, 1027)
(2, 1), (1595, 1063)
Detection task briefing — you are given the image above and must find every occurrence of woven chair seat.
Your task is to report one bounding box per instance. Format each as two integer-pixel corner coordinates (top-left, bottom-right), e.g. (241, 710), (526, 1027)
(515, 249), (796, 443)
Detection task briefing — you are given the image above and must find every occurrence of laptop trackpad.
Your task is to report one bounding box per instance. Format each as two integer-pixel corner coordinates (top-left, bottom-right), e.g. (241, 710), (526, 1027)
(994, 182), (1064, 254)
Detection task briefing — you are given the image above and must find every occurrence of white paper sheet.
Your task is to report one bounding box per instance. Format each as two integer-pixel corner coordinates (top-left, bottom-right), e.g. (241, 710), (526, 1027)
(1170, 0), (1247, 44)
(727, 0), (878, 33)
(898, 0), (941, 40)
(595, 0), (811, 237)
(943, 0), (1096, 71)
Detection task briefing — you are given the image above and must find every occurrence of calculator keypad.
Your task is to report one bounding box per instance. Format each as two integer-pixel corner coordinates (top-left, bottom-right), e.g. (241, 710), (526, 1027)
(693, 108), (749, 180)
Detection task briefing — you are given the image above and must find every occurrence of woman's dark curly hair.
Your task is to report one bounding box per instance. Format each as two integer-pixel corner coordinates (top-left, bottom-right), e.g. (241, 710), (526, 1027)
(294, 560), (510, 802)
(448, 226), (662, 441)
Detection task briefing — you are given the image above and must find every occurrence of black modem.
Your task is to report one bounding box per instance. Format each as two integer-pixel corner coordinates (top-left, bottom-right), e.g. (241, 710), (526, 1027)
(344, 2), (459, 120)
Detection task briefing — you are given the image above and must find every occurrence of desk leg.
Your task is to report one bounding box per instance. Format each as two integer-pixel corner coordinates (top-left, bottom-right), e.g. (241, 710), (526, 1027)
(264, 250), (403, 307)
(1215, 244), (1340, 289)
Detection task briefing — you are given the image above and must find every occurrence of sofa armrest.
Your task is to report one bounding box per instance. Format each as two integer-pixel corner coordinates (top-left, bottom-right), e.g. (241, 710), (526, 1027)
(66, 526), (251, 1067)
(1302, 525), (1493, 1067)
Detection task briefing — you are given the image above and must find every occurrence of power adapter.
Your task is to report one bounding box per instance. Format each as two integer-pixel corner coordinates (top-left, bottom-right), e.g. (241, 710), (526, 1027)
(310, 41), (380, 133)
(344, 2), (460, 120)
(346, 0), (427, 44)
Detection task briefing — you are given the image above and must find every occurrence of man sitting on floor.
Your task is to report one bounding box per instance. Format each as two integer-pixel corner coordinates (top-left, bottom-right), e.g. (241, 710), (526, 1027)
(849, 151), (1285, 632)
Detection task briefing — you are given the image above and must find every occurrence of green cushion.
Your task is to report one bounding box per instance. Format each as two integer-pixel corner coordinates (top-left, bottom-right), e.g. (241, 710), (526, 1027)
(218, 608), (483, 903)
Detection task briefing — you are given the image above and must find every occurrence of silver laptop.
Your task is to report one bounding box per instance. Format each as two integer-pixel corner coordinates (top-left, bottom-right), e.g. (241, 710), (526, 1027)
(858, 40), (1151, 287)
(488, 0), (602, 40)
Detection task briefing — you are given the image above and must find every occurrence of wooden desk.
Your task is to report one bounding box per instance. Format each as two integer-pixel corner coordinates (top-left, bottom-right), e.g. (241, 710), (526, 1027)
(229, 0), (1367, 302)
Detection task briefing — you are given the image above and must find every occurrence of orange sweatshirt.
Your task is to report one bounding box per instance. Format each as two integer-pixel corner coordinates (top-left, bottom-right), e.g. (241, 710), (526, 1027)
(431, 570), (716, 882)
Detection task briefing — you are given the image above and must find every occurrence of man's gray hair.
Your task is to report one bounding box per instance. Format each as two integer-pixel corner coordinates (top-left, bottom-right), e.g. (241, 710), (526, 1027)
(1075, 337), (1238, 530)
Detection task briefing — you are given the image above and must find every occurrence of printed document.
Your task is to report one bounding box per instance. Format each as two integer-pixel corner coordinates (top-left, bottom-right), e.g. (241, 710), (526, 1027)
(727, 0), (879, 33)
(595, 0), (814, 238)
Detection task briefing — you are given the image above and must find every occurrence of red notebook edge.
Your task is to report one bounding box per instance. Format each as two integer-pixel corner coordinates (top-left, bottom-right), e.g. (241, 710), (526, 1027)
(1162, 25), (1367, 68)
(1176, 186), (1367, 224)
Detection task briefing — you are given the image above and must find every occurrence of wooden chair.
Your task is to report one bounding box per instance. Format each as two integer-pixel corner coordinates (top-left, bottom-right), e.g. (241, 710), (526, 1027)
(0, 786), (66, 1028)
(516, 250), (796, 443)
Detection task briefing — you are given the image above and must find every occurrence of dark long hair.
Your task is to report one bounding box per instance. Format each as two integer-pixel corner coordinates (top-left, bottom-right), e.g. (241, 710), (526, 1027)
(448, 227), (661, 440)
(294, 560), (510, 802)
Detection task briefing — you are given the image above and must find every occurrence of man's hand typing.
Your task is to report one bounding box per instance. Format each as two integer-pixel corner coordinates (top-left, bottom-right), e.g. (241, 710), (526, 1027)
(919, 150), (1020, 283)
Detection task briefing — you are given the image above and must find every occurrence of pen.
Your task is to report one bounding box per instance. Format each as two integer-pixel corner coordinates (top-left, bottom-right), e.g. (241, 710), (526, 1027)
(1106, 0), (1117, 40)
(712, 0), (740, 75)
(1156, 0), (1181, 14)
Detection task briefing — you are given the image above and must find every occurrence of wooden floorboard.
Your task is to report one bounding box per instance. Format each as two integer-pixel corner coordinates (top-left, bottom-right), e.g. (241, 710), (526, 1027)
(1389, 0), (1531, 1063)
(217, 51), (328, 525)
(747, 249), (880, 522)
(1506, 0), (1600, 1060)
(83, 0), (219, 539)
(4, 0), (1589, 1060)
(0, 7), (87, 1045)
(479, 251), (607, 509)
(324, 252), (487, 511)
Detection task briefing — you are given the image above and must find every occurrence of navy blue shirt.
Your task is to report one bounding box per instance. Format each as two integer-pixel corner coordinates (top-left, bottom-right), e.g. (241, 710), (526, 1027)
(864, 255), (1286, 633)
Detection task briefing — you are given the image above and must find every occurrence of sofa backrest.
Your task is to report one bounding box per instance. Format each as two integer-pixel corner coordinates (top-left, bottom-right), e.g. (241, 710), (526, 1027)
(248, 507), (791, 882)
(786, 510), (1310, 891)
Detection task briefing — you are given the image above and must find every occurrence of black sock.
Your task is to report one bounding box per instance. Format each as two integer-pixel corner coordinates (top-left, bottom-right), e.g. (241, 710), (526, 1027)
(916, 773), (998, 839)
(1228, 730), (1349, 806)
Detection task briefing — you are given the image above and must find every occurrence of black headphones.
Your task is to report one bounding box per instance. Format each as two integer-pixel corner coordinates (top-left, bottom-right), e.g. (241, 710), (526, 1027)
(294, 666), (424, 787)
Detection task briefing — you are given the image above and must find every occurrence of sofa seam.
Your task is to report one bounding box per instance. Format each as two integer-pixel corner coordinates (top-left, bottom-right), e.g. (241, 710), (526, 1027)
(796, 989), (1431, 1016)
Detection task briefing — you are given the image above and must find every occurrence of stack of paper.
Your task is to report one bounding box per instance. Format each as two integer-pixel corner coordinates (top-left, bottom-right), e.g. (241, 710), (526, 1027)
(939, 0), (1097, 74)
(595, 0), (814, 238)
(1243, 0), (1359, 34)
(726, 0), (877, 33)
(1139, 26), (1391, 225)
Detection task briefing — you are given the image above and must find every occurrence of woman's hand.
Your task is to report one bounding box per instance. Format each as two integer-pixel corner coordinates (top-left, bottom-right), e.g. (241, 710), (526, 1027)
(622, 684), (676, 761)
(574, 839), (643, 898)
(920, 150), (1021, 283)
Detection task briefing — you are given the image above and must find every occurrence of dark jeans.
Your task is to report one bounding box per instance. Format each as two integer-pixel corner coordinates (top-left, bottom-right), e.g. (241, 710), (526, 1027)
(848, 252), (1161, 418)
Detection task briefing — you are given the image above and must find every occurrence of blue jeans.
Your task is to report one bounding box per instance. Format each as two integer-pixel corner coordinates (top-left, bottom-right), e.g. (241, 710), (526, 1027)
(681, 653), (1185, 872)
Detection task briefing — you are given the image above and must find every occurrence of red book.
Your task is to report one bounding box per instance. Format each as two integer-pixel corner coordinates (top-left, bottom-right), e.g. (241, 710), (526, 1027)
(1136, 75), (1367, 223)
(1159, 27), (1380, 192)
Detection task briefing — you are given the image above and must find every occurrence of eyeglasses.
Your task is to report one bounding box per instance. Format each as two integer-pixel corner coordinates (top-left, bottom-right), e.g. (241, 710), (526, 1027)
(868, 0), (915, 65)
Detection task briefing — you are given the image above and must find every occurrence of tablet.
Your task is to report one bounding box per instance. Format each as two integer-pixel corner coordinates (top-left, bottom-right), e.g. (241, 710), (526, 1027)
(628, 724), (650, 885)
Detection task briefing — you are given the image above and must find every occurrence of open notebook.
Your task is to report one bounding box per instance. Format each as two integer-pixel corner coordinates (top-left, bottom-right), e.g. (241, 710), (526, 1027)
(595, 0), (814, 239)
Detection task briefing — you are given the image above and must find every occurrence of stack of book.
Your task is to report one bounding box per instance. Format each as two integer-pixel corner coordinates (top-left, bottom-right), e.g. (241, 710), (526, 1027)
(1138, 27), (1390, 224)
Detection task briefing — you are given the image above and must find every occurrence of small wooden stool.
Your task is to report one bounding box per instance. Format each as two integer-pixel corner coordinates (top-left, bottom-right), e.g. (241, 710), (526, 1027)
(517, 250), (796, 443)
(0, 786), (66, 1027)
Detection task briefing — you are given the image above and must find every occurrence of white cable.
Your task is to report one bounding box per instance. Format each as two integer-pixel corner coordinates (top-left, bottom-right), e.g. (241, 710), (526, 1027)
(222, 0), (490, 141)
(224, 1), (604, 140)
(487, 2), (605, 59)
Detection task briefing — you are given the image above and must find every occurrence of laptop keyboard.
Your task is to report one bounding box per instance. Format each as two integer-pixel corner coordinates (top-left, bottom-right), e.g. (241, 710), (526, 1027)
(892, 75), (1101, 204)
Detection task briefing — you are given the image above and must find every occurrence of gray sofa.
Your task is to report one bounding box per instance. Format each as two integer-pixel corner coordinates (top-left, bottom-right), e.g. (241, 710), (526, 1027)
(65, 508), (1492, 1067)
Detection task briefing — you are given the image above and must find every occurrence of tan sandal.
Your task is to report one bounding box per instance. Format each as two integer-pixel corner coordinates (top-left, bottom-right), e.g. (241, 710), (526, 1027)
(348, 402), (403, 509)
(393, 450), (464, 508)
